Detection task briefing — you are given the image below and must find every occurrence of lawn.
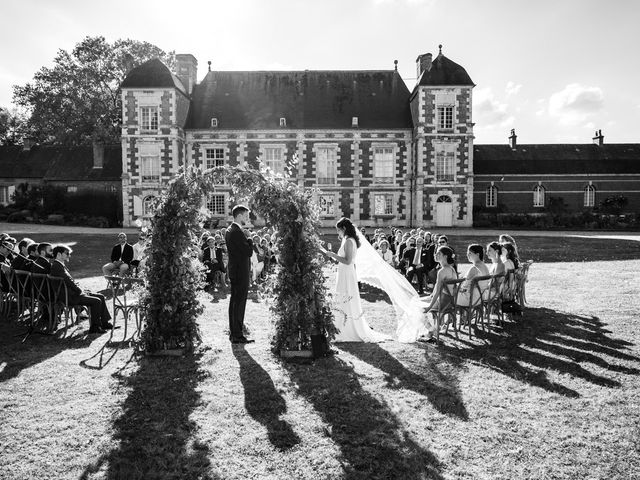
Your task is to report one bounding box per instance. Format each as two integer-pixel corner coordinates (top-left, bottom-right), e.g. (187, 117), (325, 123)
(0, 231), (639, 479)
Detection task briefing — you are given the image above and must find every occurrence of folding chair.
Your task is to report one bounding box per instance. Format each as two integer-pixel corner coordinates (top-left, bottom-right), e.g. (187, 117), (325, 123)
(456, 274), (491, 338)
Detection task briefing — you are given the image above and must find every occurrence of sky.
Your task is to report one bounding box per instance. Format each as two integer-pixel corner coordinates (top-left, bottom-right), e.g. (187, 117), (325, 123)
(1, 0), (639, 144)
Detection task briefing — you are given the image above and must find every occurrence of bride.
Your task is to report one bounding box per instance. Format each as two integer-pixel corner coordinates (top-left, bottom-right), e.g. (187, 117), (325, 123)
(320, 217), (434, 343)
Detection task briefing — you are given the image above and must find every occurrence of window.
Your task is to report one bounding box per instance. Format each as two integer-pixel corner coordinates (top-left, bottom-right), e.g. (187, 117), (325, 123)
(352, 116), (358, 127)
(584, 184), (596, 207)
(318, 194), (336, 216)
(140, 143), (161, 183)
(373, 193), (394, 216)
(67, 185), (77, 193)
(140, 106), (158, 132)
(205, 148), (225, 170)
(486, 185), (498, 207)
(105, 185), (118, 193)
(263, 146), (285, 175)
(437, 106), (453, 130)
(435, 145), (456, 183)
(279, 117), (286, 127)
(533, 185), (545, 207)
(316, 146), (337, 184)
(373, 146), (394, 183)
(211, 118), (218, 128)
(143, 196), (157, 217)
(0, 186), (9, 204)
(206, 194), (226, 216)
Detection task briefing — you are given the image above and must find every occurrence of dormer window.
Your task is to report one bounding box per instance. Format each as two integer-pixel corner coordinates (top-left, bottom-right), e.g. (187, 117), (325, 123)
(140, 106), (158, 133)
(352, 116), (358, 127)
(211, 118), (218, 128)
(279, 117), (286, 127)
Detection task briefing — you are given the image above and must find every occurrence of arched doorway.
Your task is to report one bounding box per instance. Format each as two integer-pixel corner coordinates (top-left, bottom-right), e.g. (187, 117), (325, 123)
(435, 195), (453, 226)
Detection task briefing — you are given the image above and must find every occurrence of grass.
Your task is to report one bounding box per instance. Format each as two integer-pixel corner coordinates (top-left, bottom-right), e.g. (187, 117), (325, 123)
(0, 231), (639, 479)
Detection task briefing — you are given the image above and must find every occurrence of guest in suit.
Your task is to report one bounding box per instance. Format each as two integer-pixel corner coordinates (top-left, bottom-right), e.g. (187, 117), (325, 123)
(11, 238), (36, 271)
(102, 232), (134, 277)
(52, 245), (113, 334)
(0, 236), (16, 292)
(203, 236), (225, 289)
(35, 243), (53, 274)
(225, 205), (254, 344)
(404, 236), (430, 295)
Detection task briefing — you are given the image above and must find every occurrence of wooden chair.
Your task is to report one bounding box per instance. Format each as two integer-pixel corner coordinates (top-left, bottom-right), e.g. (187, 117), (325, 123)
(482, 272), (506, 328)
(31, 273), (54, 332)
(456, 274), (491, 338)
(47, 275), (80, 334)
(516, 260), (533, 308)
(105, 275), (144, 342)
(13, 270), (34, 324)
(428, 278), (464, 342)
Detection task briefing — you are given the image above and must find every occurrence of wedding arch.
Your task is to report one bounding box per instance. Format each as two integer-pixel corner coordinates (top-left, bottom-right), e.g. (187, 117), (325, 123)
(139, 164), (338, 355)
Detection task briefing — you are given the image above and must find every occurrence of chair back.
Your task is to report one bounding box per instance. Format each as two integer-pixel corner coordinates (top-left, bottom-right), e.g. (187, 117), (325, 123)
(503, 269), (517, 301)
(469, 274), (491, 306)
(14, 270), (32, 298)
(48, 275), (70, 308)
(437, 278), (465, 313)
(31, 273), (51, 302)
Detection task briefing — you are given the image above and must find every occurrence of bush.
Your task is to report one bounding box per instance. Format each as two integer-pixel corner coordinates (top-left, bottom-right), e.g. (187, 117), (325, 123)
(7, 211), (29, 223)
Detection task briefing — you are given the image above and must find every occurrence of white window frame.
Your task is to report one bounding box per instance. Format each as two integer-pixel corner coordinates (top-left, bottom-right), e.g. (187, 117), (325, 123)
(204, 146), (226, 184)
(211, 118), (218, 128)
(67, 185), (78, 193)
(372, 192), (395, 216)
(584, 184), (596, 207)
(0, 186), (8, 205)
(279, 117), (286, 127)
(260, 144), (285, 176)
(316, 144), (338, 185)
(139, 143), (161, 184)
(142, 196), (157, 217)
(140, 106), (159, 133)
(434, 143), (456, 183)
(486, 185), (498, 207)
(206, 193), (227, 217)
(318, 193), (338, 217)
(373, 144), (396, 184)
(533, 185), (545, 207)
(436, 92), (455, 131)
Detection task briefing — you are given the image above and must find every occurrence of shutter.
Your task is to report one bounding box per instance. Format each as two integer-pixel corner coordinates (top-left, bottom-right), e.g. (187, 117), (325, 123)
(133, 195), (142, 216)
(8, 185), (16, 204)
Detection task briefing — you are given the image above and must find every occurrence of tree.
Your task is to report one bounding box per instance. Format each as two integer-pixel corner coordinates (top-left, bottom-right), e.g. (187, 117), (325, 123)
(0, 107), (28, 145)
(12, 36), (174, 146)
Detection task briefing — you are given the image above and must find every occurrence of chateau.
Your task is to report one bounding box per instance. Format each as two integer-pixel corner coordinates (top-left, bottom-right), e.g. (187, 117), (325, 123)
(2, 47), (638, 227)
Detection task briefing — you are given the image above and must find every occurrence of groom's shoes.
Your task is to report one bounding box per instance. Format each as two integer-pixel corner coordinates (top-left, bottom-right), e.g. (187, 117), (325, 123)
(231, 336), (255, 344)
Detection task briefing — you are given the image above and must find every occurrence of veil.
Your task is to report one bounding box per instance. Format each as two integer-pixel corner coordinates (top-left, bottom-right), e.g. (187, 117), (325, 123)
(354, 230), (434, 342)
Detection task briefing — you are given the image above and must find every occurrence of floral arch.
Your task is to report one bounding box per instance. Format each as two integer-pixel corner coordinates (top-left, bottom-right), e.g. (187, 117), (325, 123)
(139, 164), (337, 355)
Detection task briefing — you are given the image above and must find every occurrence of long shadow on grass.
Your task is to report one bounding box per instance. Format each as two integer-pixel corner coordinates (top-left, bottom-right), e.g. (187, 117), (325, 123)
(232, 344), (300, 451)
(439, 308), (639, 398)
(284, 356), (444, 480)
(80, 352), (218, 480)
(339, 343), (468, 420)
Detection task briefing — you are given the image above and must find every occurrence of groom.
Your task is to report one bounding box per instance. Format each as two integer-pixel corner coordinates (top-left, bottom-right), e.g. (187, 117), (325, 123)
(225, 205), (255, 344)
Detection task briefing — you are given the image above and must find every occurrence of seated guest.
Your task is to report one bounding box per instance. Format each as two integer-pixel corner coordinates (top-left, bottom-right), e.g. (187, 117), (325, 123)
(102, 232), (134, 277)
(456, 244), (491, 306)
(499, 233), (519, 258)
(251, 234), (265, 282)
(501, 242), (520, 271)
(52, 245), (113, 334)
(486, 242), (505, 276)
(377, 239), (395, 267)
(131, 232), (148, 274)
(437, 235), (457, 273)
(398, 235), (415, 274)
(27, 243), (39, 261)
(35, 243), (53, 274)
(404, 236), (430, 295)
(11, 237), (36, 271)
(0, 236), (16, 291)
(203, 235), (226, 288)
(423, 246), (459, 317)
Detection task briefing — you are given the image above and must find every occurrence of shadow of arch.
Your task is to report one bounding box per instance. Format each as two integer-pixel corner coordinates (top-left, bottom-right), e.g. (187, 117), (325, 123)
(80, 352), (218, 480)
(439, 308), (639, 398)
(284, 356), (444, 480)
(339, 343), (469, 420)
(232, 344), (300, 451)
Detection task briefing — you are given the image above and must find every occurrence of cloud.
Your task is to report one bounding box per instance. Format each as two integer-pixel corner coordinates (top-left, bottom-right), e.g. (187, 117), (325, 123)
(505, 81), (522, 97)
(548, 83), (604, 126)
(373, 0), (434, 5)
(473, 88), (514, 128)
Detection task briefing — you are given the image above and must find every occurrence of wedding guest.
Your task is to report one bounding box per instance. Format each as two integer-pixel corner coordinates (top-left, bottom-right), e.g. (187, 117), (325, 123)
(486, 242), (505, 276)
(11, 238), (36, 271)
(377, 239), (395, 266)
(499, 233), (519, 257)
(51, 245), (113, 334)
(102, 232), (134, 277)
(0, 236), (16, 292)
(203, 236), (225, 289)
(501, 242), (520, 271)
(35, 243), (53, 274)
(437, 235), (457, 273)
(251, 234), (265, 283)
(404, 236), (430, 295)
(131, 232), (148, 274)
(27, 243), (39, 261)
(423, 246), (458, 318)
(456, 244), (491, 306)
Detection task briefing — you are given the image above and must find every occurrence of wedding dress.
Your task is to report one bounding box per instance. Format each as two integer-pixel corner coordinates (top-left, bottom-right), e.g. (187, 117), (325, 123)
(332, 232), (435, 343)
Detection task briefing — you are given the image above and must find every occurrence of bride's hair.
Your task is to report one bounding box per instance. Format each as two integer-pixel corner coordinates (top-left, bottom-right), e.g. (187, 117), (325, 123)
(437, 246), (455, 265)
(336, 217), (361, 248)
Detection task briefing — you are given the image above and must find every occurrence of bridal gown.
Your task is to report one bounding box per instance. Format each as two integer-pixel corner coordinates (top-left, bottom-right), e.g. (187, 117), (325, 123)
(333, 237), (390, 342)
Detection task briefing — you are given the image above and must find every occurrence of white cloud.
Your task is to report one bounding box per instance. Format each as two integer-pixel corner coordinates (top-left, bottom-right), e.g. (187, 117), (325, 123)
(548, 83), (604, 126)
(473, 87), (514, 128)
(505, 81), (522, 97)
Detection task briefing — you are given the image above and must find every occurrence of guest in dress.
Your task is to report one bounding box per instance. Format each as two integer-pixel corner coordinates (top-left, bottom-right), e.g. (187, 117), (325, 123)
(486, 242), (505, 276)
(377, 239), (395, 267)
(456, 244), (491, 307)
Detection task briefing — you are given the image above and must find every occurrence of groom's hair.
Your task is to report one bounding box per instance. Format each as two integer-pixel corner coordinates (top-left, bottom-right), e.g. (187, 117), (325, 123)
(232, 205), (250, 218)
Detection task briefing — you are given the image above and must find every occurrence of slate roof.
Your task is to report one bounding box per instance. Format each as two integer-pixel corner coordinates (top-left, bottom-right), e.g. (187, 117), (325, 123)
(185, 70), (413, 130)
(0, 145), (122, 181)
(415, 53), (474, 88)
(474, 144), (640, 175)
(121, 58), (188, 95)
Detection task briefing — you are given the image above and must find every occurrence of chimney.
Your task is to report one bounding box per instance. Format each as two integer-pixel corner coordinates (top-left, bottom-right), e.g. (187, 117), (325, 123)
(175, 54), (198, 95)
(92, 141), (104, 169)
(592, 129), (604, 146)
(508, 129), (517, 149)
(416, 53), (433, 79)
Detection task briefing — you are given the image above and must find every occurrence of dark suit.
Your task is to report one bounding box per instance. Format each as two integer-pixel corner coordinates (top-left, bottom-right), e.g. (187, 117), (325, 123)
(225, 222), (253, 340)
(110, 243), (134, 264)
(203, 246), (225, 284)
(50, 259), (111, 330)
(403, 245), (431, 293)
(34, 257), (52, 275)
